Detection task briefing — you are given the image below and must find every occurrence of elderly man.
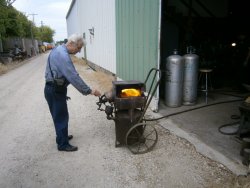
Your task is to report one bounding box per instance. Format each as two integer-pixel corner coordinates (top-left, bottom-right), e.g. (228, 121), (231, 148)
(44, 33), (101, 152)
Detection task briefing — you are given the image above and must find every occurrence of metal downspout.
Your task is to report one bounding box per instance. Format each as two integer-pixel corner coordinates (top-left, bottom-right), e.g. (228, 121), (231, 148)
(154, 0), (162, 112)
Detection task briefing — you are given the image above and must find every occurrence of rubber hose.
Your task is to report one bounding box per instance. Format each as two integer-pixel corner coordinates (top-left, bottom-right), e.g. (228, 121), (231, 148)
(145, 98), (243, 121)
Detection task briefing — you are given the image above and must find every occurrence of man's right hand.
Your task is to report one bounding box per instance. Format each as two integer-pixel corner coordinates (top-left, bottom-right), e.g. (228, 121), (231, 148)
(91, 89), (101, 97)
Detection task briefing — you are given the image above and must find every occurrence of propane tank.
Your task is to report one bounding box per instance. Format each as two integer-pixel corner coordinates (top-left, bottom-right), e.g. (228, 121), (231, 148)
(182, 46), (199, 105)
(165, 49), (184, 107)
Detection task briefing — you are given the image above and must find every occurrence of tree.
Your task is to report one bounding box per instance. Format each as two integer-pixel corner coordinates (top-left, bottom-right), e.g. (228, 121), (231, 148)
(0, 0), (8, 38)
(36, 26), (55, 43)
(0, 1), (31, 39)
(4, 7), (20, 36)
(0, 0), (55, 42)
(6, 0), (15, 6)
(16, 12), (33, 38)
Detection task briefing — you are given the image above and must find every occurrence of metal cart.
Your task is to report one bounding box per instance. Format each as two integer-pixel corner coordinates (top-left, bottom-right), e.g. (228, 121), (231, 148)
(96, 68), (161, 154)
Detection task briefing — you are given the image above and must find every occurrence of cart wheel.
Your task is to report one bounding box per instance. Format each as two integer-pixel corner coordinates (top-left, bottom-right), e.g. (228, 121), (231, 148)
(126, 122), (158, 154)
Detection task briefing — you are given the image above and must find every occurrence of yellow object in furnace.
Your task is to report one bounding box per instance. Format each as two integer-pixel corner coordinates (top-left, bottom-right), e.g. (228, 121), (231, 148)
(121, 89), (141, 97)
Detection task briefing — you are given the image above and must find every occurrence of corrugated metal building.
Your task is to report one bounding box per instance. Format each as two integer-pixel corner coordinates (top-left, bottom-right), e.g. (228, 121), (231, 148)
(66, 0), (161, 78)
(66, 0), (161, 110)
(66, 0), (248, 110)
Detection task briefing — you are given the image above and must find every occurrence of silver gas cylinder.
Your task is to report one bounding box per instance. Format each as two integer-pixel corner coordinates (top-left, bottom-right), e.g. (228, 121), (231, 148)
(165, 49), (184, 107)
(182, 46), (199, 105)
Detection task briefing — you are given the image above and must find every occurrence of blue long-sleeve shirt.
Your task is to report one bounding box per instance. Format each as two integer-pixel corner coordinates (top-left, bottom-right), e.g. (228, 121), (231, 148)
(45, 44), (92, 95)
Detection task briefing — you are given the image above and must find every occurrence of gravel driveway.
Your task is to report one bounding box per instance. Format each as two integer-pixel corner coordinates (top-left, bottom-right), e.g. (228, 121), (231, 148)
(0, 53), (249, 188)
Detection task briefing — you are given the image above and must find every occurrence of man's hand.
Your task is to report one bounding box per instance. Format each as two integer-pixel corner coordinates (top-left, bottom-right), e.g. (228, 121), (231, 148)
(91, 89), (101, 97)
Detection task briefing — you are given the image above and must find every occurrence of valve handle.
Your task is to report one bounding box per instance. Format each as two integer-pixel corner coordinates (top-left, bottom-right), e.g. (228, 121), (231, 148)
(96, 94), (108, 111)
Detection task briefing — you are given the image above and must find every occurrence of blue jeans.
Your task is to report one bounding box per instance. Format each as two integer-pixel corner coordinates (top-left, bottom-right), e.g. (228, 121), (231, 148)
(44, 83), (69, 149)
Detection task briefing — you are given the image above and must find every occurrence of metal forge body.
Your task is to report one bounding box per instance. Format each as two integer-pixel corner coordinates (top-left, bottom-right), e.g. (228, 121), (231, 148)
(97, 68), (161, 154)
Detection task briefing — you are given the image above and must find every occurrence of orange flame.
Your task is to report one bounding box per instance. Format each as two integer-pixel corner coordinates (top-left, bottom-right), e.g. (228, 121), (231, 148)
(120, 89), (141, 97)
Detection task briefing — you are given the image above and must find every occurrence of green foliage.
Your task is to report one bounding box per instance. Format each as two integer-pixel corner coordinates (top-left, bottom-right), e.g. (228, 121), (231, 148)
(0, 0), (7, 6)
(5, 7), (20, 36)
(0, 0), (55, 42)
(16, 12), (33, 38)
(36, 26), (55, 43)
(0, 0), (8, 38)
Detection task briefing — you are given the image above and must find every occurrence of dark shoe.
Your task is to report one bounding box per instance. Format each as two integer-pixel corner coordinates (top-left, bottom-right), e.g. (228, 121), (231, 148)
(58, 144), (78, 152)
(68, 135), (73, 140)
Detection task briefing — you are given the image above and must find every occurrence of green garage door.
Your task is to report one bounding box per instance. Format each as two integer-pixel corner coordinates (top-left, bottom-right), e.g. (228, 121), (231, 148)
(116, 0), (161, 83)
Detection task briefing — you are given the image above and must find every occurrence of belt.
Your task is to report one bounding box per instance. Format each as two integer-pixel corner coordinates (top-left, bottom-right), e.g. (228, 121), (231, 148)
(46, 81), (67, 88)
(46, 81), (54, 86)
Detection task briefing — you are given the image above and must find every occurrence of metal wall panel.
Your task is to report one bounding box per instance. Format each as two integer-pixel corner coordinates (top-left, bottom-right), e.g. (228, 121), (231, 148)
(66, 0), (80, 36)
(116, 0), (160, 82)
(67, 0), (116, 74)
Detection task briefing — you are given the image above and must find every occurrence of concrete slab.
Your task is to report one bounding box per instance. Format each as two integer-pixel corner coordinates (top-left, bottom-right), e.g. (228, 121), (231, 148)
(148, 91), (250, 175)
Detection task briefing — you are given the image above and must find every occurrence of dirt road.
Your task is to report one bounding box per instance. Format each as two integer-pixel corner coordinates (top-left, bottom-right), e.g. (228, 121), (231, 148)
(0, 53), (249, 187)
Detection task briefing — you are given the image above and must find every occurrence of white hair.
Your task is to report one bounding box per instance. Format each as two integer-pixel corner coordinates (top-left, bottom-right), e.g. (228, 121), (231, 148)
(67, 33), (86, 46)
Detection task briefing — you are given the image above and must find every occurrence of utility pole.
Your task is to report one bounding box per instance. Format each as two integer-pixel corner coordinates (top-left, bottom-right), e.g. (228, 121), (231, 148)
(28, 13), (38, 24)
(28, 13), (38, 56)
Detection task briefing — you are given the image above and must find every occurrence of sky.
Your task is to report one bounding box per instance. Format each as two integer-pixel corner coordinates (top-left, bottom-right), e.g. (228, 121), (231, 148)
(12, 0), (72, 42)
